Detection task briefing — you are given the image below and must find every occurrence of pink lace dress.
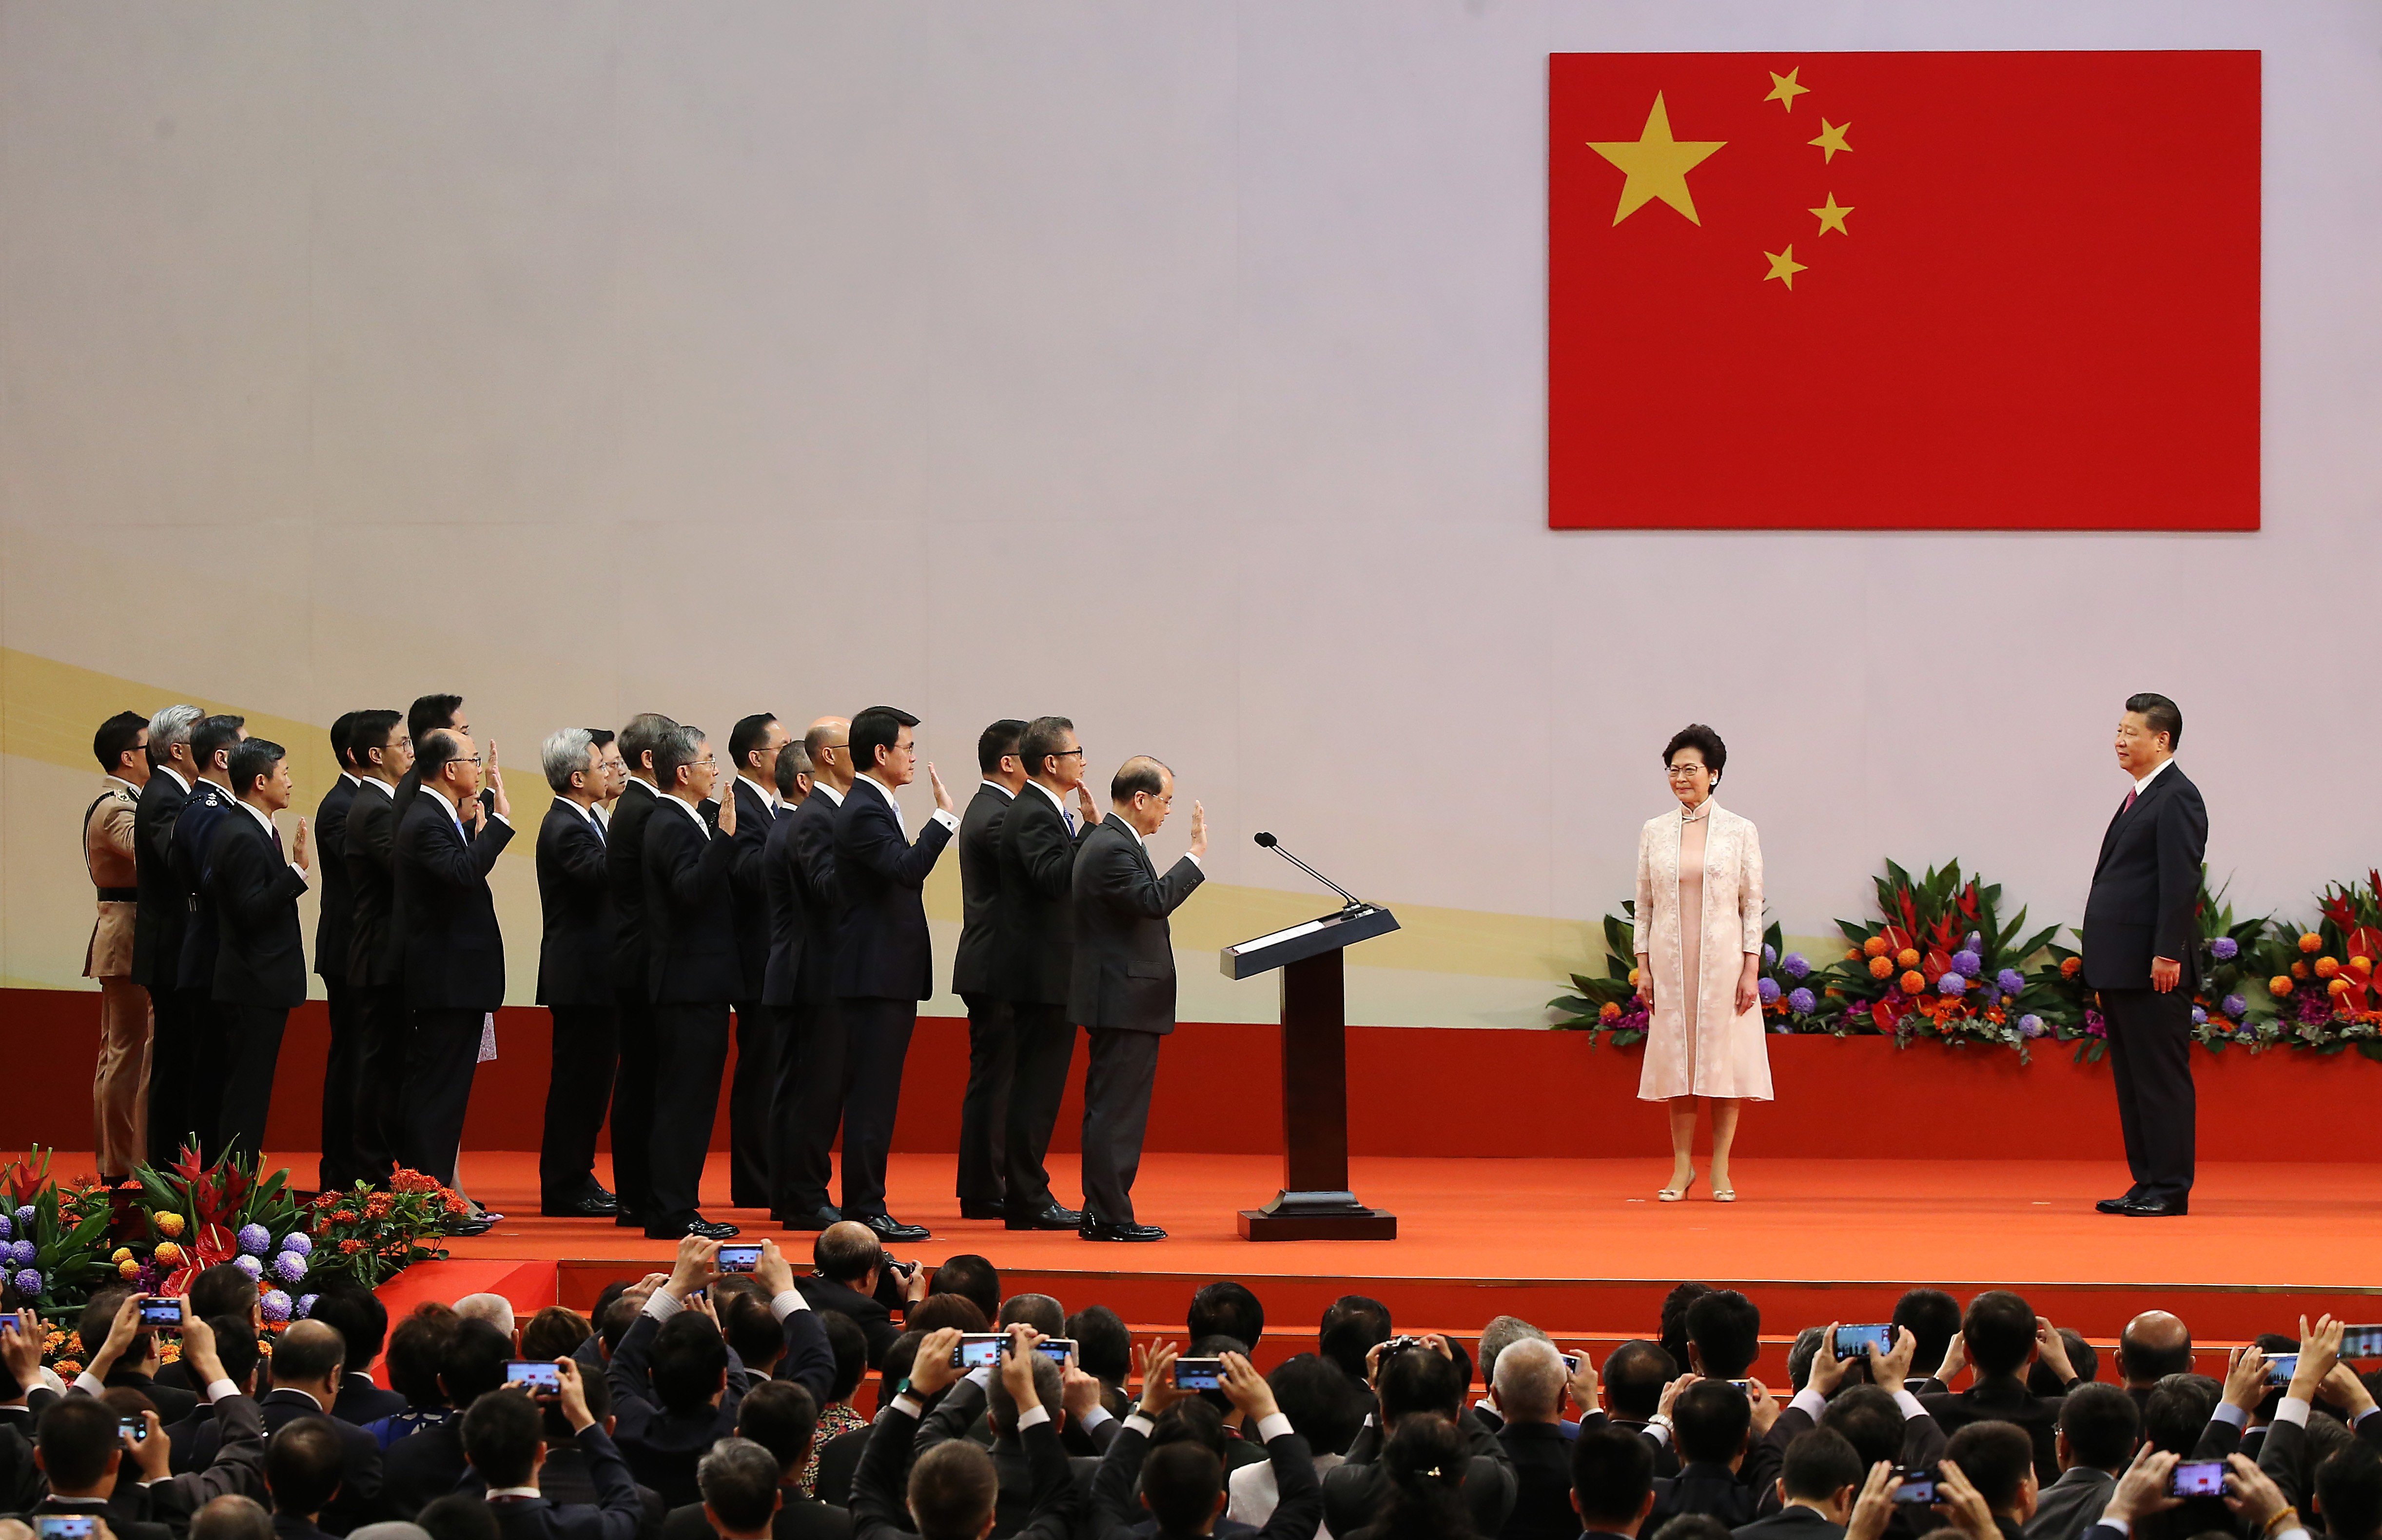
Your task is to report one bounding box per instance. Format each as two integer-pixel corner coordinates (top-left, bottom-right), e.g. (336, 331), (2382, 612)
(1632, 801), (1773, 1101)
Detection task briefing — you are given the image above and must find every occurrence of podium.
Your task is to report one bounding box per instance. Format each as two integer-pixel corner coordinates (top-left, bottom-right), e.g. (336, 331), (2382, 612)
(1221, 904), (1402, 1240)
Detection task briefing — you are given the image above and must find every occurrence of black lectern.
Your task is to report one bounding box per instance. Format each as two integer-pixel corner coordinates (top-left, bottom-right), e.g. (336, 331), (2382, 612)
(1221, 901), (1402, 1240)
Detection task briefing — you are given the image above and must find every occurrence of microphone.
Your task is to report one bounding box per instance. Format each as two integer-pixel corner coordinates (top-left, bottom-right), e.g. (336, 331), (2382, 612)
(1252, 832), (1367, 911)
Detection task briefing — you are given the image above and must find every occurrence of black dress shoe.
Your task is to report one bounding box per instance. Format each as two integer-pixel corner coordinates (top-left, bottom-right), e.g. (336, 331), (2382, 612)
(543, 1193), (619, 1218)
(2094, 1195), (2136, 1214)
(959, 1201), (1006, 1220)
(853, 1212), (930, 1243)
(2120, 1195), (2188, 1217)
(779, 1205), (841, 1231)
(646, 1217), (742, 1240)
(1005, 1201), (1084, 1231)
(1080, 1221), (1166, 1242)
(446, 1213), (498, 1237)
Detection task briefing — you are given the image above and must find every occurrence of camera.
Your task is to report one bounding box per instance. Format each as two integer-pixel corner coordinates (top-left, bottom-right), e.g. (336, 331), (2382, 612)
(138, 1297), (186, 1329)
(506, 1361), (564, 1395)
(1834, 1324), (1895, 1361)
(716, 1244), (761, 1274)
(1379, 1335), (1426, 1362)
(2169, 1460), (2228, 1498)
(1173, 1357), (1226, 1390)
(2341, 1326), (2382, 1361)
(1035, 1338), (1076, 1364)
(1892, 1467), (1938, 1505)
(120, 1416), (148, 1443)
(37, 1519), (98, 1540)
(2264, 1354), (2299, 1387)
(951, 1333), (1008, 1370)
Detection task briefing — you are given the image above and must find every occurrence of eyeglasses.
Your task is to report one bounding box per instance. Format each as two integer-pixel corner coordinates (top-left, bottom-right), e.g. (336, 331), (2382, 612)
(1665, 764), (1708, 778)
(1055, 748), (1086, 760)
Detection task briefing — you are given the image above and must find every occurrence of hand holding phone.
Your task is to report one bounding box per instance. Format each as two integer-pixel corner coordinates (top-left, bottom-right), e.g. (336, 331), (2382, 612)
(951, 1333), (1008, 1370)
(716, 1244), (761, 1274)
(1835, 1324), (1895, 1362)
(1173, 1356), (1225, 1391)
(137, 1296), (187, 1330)
(1891, 1467), (1938, 1505)
(1035, 1337), (1077, 1364)
(506, 1360), (564, 1397)
(2168, 1460), (2229, 1499)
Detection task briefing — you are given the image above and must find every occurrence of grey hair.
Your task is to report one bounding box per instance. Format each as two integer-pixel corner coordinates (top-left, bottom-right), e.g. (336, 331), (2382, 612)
(541, 727), (598, 793)
(1492, 1336), (1568, 1423)
(452, 1292), (515, 1339)
(148, 704), (204, 754)
(1478, 1314), (1551, 1386)
(695, 1438), (781, 1525)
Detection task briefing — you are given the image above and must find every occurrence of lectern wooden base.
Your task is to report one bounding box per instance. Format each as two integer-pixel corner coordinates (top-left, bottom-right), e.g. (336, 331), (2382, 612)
(1237, 1201), (1398, 1241)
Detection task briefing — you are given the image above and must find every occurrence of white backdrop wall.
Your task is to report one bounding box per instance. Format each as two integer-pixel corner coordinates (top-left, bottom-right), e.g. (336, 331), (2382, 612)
(3, 1), (2378, 1026)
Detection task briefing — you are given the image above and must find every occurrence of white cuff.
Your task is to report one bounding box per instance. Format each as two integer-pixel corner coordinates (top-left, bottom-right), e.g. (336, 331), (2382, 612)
(1791, 1387), (1828, 1421)
(2358, 1407), (2380, 1426)
(290, 862), (312, 884)
(1186, 851), (1204, 868)
(966, 1364), (995, 1391)
(206, 1378), (240, 1404)
(75, 1371), (106, 1396)
(1080, 1405), (1114, 1431)
(645, 1292), (686, 1321)
(929, 809), (959, 833)
(2275, 1396), (2312, 1428)
(1015, 1404), (1051, 1430)
(1125, 1412), (1155, 1435)
(1893, 1390), (1926, 1421)
(769, 1290), (807, 1321)
(889, 1394), (923, 1421)
(490, 812), (513, 829)
(2211, 1402), (2249, 1429)
(1255, 1412), (1293, 1443)
(1646, 1416), (1672, 1447)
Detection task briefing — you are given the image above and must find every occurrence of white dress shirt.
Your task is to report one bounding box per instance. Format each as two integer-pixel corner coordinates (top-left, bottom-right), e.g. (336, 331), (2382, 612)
(662, 792), (711, 837)
(2132, 756), (2176, 797)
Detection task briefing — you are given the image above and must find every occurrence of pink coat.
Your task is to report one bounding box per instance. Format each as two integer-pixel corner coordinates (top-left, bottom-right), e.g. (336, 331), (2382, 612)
(1632, 802), (1773, 1102)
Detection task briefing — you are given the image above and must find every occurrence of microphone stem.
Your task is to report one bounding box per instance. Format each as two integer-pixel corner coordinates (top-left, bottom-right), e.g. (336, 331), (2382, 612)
(1266, 843), (1365, 909)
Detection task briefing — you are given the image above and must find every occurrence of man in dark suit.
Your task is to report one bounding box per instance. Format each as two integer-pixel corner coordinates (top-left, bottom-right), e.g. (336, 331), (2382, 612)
(1067, 757), (1206, 1242)
(829, 706), (955, 1243)
(1649, 1381), (1763, 1529)
(994, 717), (1101, 1233)
(790, 1222), (922, 1369)
(1732, 1426), (1862, 1540)
(607, 712), (681, 1233)
(312, 714), (365, 1192)
(850, 1327), (1080, 1540)
(676, 1427), (852, 1540)
(724, 714), (792, 1212)
(393, 728), (513, 1205)
(1493, 1339), (1586, 1540)
(173, 714), (249, 1164)
(1944, 1423), (2041, 1540)
(760, 741), (816, 1226)
(379, 1319), (513, 1520)
(772, 719), (850, 1232)
(342, 709), (412, 1184)
(262, 1415), (350, 1540)
(537, 728), (622, 1219)
(456, 1361), (645, 1540)
(202, 1321), (383, 1535)
(951, 720), (1027, 1221)
(1918, 1292), (2068, 1487)
(133, 703), (205, 1168)
(24, 1394), (179, 1540)
(641, 724), (744, 1241)
(2025, 1385), (2138, 1540)
(206, 739), (313, 1167)
(2083, 693), (2208, 1219)
(1573, 1423), (1662, 1540)
(305, 1287), (408, 1426)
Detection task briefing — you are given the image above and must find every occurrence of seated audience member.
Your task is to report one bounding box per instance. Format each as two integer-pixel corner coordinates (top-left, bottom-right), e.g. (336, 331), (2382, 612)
(2023, 1384), (2137, 1540)
(904, 1298), (990, 1338)
(1493, 1337), (1581, 1540)
(371, 1307), (464, 1450)
(797, 1225), (921, 1368)
(2317, 1443), (2382, 1540)
(1324, 1337), (1513, 1539)
(1764, 1323), (1941, 1491)
(663, 1381), (851, 1540)
(998, 1297), (1066, 1341)
(156, 1268), (268, 1394)
(521, 1310), (596, 1368)
(1345, 1413), (1475, 1540)
(459, 1360), (642, 1540)
(26, 1393), (176, 1540)
(1732, 1427), (1861, 1540)
(1785, 1333), (1828, 1397)
(1893, 1293), (1963, 1396)
(1685, 1293), (1762, 1383)
(193, 1494), (278, 1540)
(1189, 1285), (1266, 1355)
(1319, 1300), (1393, 1395)
(1660, 1289), (1714, 1379)
(1652, 1382), (1761, 1528)
(90, 1315), (270, 1527)
(691, 1441), (791, 1540)
(2139, 1378), (2219, 1458)
(927, 1258), (1001, 1327)
(1228, 1353), (1362, 1531)
(530, 1364), (649, 1525)
(2029, 1335), (2099, 1401)
(608, 1242), (768, 1508)
(1944, 1421), (2039, 1540)
(1918, 1294), (2068, 1483)
(1652, 1519), (1733, 1540)
(418, 1492), (504, 1540)
(918, 1343), (1097, 1536)
(1573, 1423), (1661, 1540)
(267, 1417), (353, 1540)
(79, 1288), (199, 1423)
(798, 1315), (871, 1501)
(456, 1296), (520, 1346)
(313, 1287), (410, 1425)
(385, 1321), (515, 1519)
(1476, 1319), (1557, 1435)
(1606, 1344), (1679, 1437)
(2111, 1316), (2192, 1409)
(1067, 1308), (1135, 1423)
(164, 1316), (263, 1473)
(1091, 1341), (1320, 1540)
(230, 1319), (386, 1533)
(849, 1327), (1079, 1540)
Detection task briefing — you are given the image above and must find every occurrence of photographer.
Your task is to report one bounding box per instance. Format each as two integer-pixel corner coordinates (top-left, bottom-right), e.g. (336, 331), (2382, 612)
(849, 1326), (1077, 1540)
(794, 1224), (927, 1369)
(1322, 1335), (1511, 1538)
(1091, 1341), (1320, 1540)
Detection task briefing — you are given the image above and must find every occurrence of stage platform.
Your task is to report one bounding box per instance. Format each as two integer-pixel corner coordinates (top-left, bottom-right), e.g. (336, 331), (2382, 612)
(33, 1145), (2376, 1387)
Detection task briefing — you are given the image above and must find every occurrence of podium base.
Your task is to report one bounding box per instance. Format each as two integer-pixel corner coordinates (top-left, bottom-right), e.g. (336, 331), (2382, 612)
(1237, 1189), (1398, 1241)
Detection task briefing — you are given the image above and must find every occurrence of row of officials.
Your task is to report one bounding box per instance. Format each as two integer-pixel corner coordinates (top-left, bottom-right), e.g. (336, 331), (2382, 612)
(79, 701), (1209, 1244)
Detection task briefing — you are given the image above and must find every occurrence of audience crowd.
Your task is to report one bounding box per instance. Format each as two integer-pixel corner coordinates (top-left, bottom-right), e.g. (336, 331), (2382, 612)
(5, 1251), (2379, 1540)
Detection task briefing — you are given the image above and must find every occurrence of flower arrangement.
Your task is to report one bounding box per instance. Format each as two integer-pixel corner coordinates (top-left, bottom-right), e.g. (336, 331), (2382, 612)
(132, 1145), (303, 1302)
(0, 1150), (115, 1308)
(2247, 872), (2382, 1059)
(1820, 859), (2065, 1059)
(1754, 922), (1841, 1033)
(305, 1170), (462, 1289)
(1551, 907), (1839, 1042)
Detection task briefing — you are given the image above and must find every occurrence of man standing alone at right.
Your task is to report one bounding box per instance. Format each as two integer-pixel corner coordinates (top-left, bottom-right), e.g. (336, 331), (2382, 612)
(2085, 692), (2207, 1219)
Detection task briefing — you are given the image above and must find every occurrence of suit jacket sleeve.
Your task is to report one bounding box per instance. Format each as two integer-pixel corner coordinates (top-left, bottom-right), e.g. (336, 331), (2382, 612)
(406, 805), (515, 889)
(793, 808), (838, 903)
(1090, 1418), (1150, 1533)
(143, 1393), (269, 1518)
(2189, 1414), (2242, 1462)
(1256, 1429), (1323, 1540)
(2255, 1413), (2308, 1510)
(660, 819), (734, 911)
(571, 1424), (646, 1540)
(774, 1307), (837, 1410)
(913, 1376), (986, 1457)
(850, 1409), (924, 1540)
(840, 797), (950, 889)
(555, 816), (608, 891)
(1081, 835), (1202, 919)
(1013, 1418), (1081, 1540)
(1901, 1408), (1949, 1468)
(1013, 799), (1084, 901)
(1456, 1409), (1518, 1537)
(2153, 784), (2208, 965)
(608, 1311), (663, 1410)
(210, 823), (306, 938)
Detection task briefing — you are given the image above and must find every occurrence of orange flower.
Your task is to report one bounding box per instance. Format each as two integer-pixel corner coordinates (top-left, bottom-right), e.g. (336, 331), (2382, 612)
(2059, 956), (2082, 978)
(1598, 1001), (1621, 1023)
(2329, 977), (2354, 997)
(2291, 961), (2310, 980)
(152, 1241), (184, 1267)
(2315, 956), (2341, 979)
(1843, 948), (1860, 962)
(339, 1238), (365, 1254)
(2300, 933), (2324, 953)
(1627, 967), (1642, 988)
(332, 1209), (357, 1224)
(1862, 936), (1890, 959)
(152, 1210), (186, 1238)
(1899, 970), (1926, 995)
(2269, 975), (2294, 996)
(1868, 956), (1893, 979)
(1896, 948), (1920, 969)
(2353, 956), (2374, 976)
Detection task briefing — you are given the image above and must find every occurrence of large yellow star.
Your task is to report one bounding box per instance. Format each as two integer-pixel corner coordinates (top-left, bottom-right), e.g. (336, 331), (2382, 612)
(1763, 245), (1808, 290)
(1809, 118), (1853, 162)
(1764, 68), (1809, 112)
(1809, 193), (1853, 236)
(1587, 93), (1726, 226)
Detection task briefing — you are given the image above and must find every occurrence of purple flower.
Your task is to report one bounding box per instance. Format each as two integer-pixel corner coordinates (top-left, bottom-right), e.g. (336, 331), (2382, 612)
(1782, 953), (1811, 979)
(2211, 936), (2240, 961)
(2222, 994), (2247, 1019)
(1937, 974), (1968, 995)
(1758, 977), (1782, 1006)
(2298, 994), (2332, 1024)
(4, 1240), (30, 1268)
(2018, 1014), (2045, 1038)
(271, 1251), (309, 1284)
(2191, 1007), (2207, 1025)
(0, 1213), (12, 1241)
(233, 1254), (264, 1280)
(1951, 950), (1983, 978)
(11, 1206), (32, 1230)
(279, 1233), (313, 1257)
(1762, 944), (1777, 967)
(1996, 968), (2026, 995)
(1770, 1022), (1793, 1034)
(1963, 931), (1983, 952)
(1787, 987), (1817, 1015)
(10, 1268), (39, 1297)
(2084, 1009), (2108, 1038)
(235, 1223), (271, 1257)
(260, 1289), (293, 1323)
(295, 1294), (319, 1320)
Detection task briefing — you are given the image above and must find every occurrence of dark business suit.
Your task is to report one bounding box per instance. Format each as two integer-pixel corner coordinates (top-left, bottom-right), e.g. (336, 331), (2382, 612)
(856, 1405), (1079, 1540)
(1501, 1421), (1584, 1540)
(206, 804), (309, 1165)
(172, 781), (242, 1164)
(344, 780), (406, 1181)
(188, 1390), (382, 1534)
(607, 1307), (749, 1509)
(313, 774), (366, 1190)
(830, 776), (954, 1218)
(1918, 1375), (2065, 1487)
(662, 1496), (854, 1540)
(951, 780), (1017, 1211)
(2081, 760), (2208, 1203)
(793, 1274), (903, 1367)
(333, 1368), (407, 1426)
(379, 1417), (467, 1521)
(607, 779), (664, 1224)
(642, 796), (740, 1232)
(538, 798), (619, 1207)
(1067, 814), (1203, 1227)
(2024, 1466), (2116, 1540)
(1652, 1460), (1760, 1529)
(134, 766), (196, 1166)
(458, 1424), (645, 1540)
(726, 777), (781, 1209)
(392, 790), (513, 1183)
(1736, 1506), (1850, 1540)
(995, 783), (1096, 1218)
(773, 785), (849, 1218)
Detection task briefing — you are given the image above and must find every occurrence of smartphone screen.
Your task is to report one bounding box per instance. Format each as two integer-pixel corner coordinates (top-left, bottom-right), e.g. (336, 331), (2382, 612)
(138, 1297), (186, 1328)
(120, 1416), (148, 1442)
(2265, 1354), (2299, 1387)
(1035, 1338), (1076, 1363)
(952, 1333), (1007, 1370)
(38, 1520), (98, 1540)
(1173, 1357), (1225, 1390)
(1892, 1470), (1937, 1505)
(2169, 1461), (2228, 1498)
(716, 1244), (762, 1274)
(2341, 1326), (2382, 1361)
(505, 1361), (563, 1394)
(1561, 1351), (1582, 1373)
(1834, 1324), (1894, 1360)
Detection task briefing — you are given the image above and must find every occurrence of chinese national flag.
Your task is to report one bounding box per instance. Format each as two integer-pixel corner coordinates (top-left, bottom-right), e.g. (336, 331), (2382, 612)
(1547, 51), (2260, 530)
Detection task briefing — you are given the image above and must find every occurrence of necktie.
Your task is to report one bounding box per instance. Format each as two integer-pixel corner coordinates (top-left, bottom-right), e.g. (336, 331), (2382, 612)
(2121, 787), (2137, 815)
(1066, 809), (1077, 836)
(272, 824), (285, 859)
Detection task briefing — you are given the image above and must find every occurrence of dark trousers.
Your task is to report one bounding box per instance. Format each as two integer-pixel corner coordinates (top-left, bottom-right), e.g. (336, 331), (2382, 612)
(185, 989), (233, 1166)
(1080, 1028), (1162, 1226)
(351, 983), (410, 1183)
(1003, 1002), (1077, 1215)
(646, 1001), (731, 1231)
(774, 995), (847, 1216)
(540, 1002), (619, 1204)
(728, 999), (777, 1208)
(836, 996), (917, 1218)
(2101, 985), (2196, 1200)
(317, 978), (364, 1191)
(610, 990), (659, 1220)
(399, 1007), (484, 1185)
(956, 993), (1015, 1208)
(144, 981), (199, 1167)
(215, 1003), (289, 1168)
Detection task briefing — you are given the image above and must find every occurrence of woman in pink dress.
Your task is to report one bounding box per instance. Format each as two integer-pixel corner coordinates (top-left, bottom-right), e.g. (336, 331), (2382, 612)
(1632, 724), (1771, 1201)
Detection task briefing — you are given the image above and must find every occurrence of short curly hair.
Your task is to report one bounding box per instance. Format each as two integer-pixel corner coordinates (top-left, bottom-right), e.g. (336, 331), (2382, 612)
(1662, 724), (1728, 786)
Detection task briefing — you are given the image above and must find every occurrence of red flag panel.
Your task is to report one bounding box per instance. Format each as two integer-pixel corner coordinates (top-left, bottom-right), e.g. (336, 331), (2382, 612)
(1547, 51), (2261, 530)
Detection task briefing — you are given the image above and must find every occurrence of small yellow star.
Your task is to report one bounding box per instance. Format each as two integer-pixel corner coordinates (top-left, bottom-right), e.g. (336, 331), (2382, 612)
(1809, 118), (1853, 162)
(1763, 245), (1808, 290)
(1764, 68), (1810, 112)
(1809, 193), (1853, 236)
(1587, 92), (1727, 225)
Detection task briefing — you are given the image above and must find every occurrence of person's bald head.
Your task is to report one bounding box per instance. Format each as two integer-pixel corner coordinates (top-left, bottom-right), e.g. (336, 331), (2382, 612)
(814, 1221), (884, 1289)
(2118, 1311), (2192, 1385)
(271, 1320), (348, 1398)
(804, 717), (853, 792)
